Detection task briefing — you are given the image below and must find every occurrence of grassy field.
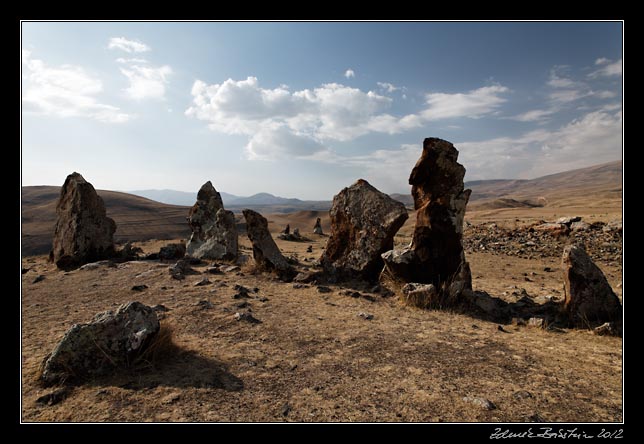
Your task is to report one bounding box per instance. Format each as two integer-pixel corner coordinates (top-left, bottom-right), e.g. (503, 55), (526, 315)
(21, 201), (622, 422)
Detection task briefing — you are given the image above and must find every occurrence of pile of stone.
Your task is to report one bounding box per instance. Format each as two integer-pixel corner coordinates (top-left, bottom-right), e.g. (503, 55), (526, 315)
(463, 217), (622, 266)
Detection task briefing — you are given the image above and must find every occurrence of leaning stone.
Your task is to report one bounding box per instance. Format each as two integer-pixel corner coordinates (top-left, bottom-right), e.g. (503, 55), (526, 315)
(243, 209), (296, 281)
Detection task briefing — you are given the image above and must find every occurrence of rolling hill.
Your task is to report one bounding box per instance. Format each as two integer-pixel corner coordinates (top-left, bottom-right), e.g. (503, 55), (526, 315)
(22, 160), (621, 256)
(22, 186), (192, 256)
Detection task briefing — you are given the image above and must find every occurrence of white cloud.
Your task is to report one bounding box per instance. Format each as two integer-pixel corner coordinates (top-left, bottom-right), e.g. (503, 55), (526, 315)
(510, 108), (555, 122)
(377, 82), (400, 93)
(312, 104), (621, 191)
(108, 37), (150, 53)
(595, 58), (610, 65)
(589, 59), (622, 78)
(457, 105), (622, 180)
(344, 69), (355, 79)
(22, 49), (131, 123)
(245, 125), (326, 160)
(187, 76), (511, 160)
(119, 64), (172, 100)
(547, 75), (576, 89)
(186, 76), (394, 146)
(591, 90), (618, 99)
(116, 57), (148, 64)
(421, 85), (509, 120)
(548, 88), (587, 104)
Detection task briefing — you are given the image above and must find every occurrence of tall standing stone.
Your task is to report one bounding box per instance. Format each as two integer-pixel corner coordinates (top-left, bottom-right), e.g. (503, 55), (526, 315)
(562, 244), (622, 329)
(186, 181), (238, 260)
(382, 138), (472, 302)
(49, 172), (116, 270)
(242, 209), (296, 281)
(321, 179), (408, 281)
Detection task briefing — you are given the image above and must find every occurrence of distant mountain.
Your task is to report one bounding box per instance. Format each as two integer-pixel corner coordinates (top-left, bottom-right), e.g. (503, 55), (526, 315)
(128, 189), (196, 206)
(466, 160), (622, 209)
(129, 189), (330, 212)
(389, 193), (414, 207)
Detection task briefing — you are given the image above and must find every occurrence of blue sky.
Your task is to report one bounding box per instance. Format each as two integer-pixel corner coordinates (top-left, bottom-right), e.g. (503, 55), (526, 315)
(21, 22), (622, 199)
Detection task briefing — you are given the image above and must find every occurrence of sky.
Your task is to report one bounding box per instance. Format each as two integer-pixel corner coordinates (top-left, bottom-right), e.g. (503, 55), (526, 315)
(21, 21), (623, 200)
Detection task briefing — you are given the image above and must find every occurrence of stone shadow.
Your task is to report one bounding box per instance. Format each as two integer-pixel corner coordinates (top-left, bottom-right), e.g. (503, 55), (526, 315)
(86, 348), (244, 392)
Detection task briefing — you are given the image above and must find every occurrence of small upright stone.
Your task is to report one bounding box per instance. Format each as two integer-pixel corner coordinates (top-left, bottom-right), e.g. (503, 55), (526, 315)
(49, 172), (116, 270)
(562, 244), (622, 330)
(313, 218), (324, 235)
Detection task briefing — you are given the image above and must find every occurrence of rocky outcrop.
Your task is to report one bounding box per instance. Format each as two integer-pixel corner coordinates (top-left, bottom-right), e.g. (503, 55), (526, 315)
(186, 181), (238, 261)
(40, 301), (160, 386)
(320, 179), (408, 281)
(381, 138), (472, 304)
(49, 172), (117, 270)
(562, 244), (622, 330)
(242, 209), (296, 281)
(313, 218), (323, 235)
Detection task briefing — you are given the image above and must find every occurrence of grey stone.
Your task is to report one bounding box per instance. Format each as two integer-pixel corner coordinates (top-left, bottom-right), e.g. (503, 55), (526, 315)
(243, 209), (296, 281)
(186, 181), (238, 261)
(321, 179), (408, 281)
(49, 172), (116, 270)
(40, 301), (160, 385)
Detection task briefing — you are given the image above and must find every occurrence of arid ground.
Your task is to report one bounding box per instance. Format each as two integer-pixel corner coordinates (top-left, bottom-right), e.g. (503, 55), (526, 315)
(21, 188), (622, 422)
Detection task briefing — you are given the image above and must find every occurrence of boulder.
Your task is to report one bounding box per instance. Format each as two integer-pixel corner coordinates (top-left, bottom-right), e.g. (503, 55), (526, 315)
(242, 209), (296, 281)
(313, 218), (324, 235)
(562, 244), (622, 329)
(320, 179), (408, 281)
(49, 172), (116, 270)
(158, 243), (186, 260)
(186, 181), (238, 261)
(40, 301), (160, 385)
(381, 138), (472, 304)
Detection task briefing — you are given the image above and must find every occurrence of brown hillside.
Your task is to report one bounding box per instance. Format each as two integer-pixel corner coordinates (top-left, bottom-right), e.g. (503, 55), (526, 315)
(22, 186), (191, 256)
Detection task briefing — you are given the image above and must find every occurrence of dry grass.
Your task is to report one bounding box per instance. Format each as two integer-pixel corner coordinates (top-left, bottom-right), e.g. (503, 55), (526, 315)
(21, 207), (622, 422)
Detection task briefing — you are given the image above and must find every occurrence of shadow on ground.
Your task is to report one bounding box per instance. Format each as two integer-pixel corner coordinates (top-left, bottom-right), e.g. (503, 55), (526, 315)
(88, 348), (244, 392)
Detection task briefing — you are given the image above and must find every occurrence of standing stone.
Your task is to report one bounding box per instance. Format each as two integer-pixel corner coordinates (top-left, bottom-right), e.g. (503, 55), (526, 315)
(320, 179), (408, 281)
(313, 218), (324, 235)
(562, 244), (622, 329)
(381, 138), (472, 303)
(40, 301), (160, 386)
(186, 181), (238, 261)
(281, 224), (290, 235)
(242, 209), (296, 281)
(49, 172), (116, 270)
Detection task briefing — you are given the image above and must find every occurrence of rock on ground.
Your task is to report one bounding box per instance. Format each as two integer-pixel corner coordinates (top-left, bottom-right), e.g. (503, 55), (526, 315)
(242, 209), (296, 281)
(158, 243), (186, 260)
(382, 138), (472, 305)
(320, 179), (408, 281)
(40, 301), (160, 386)
(49, 172), (116, 270)
(186, 181), (238, 261)
(562, 244), (622, 330)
